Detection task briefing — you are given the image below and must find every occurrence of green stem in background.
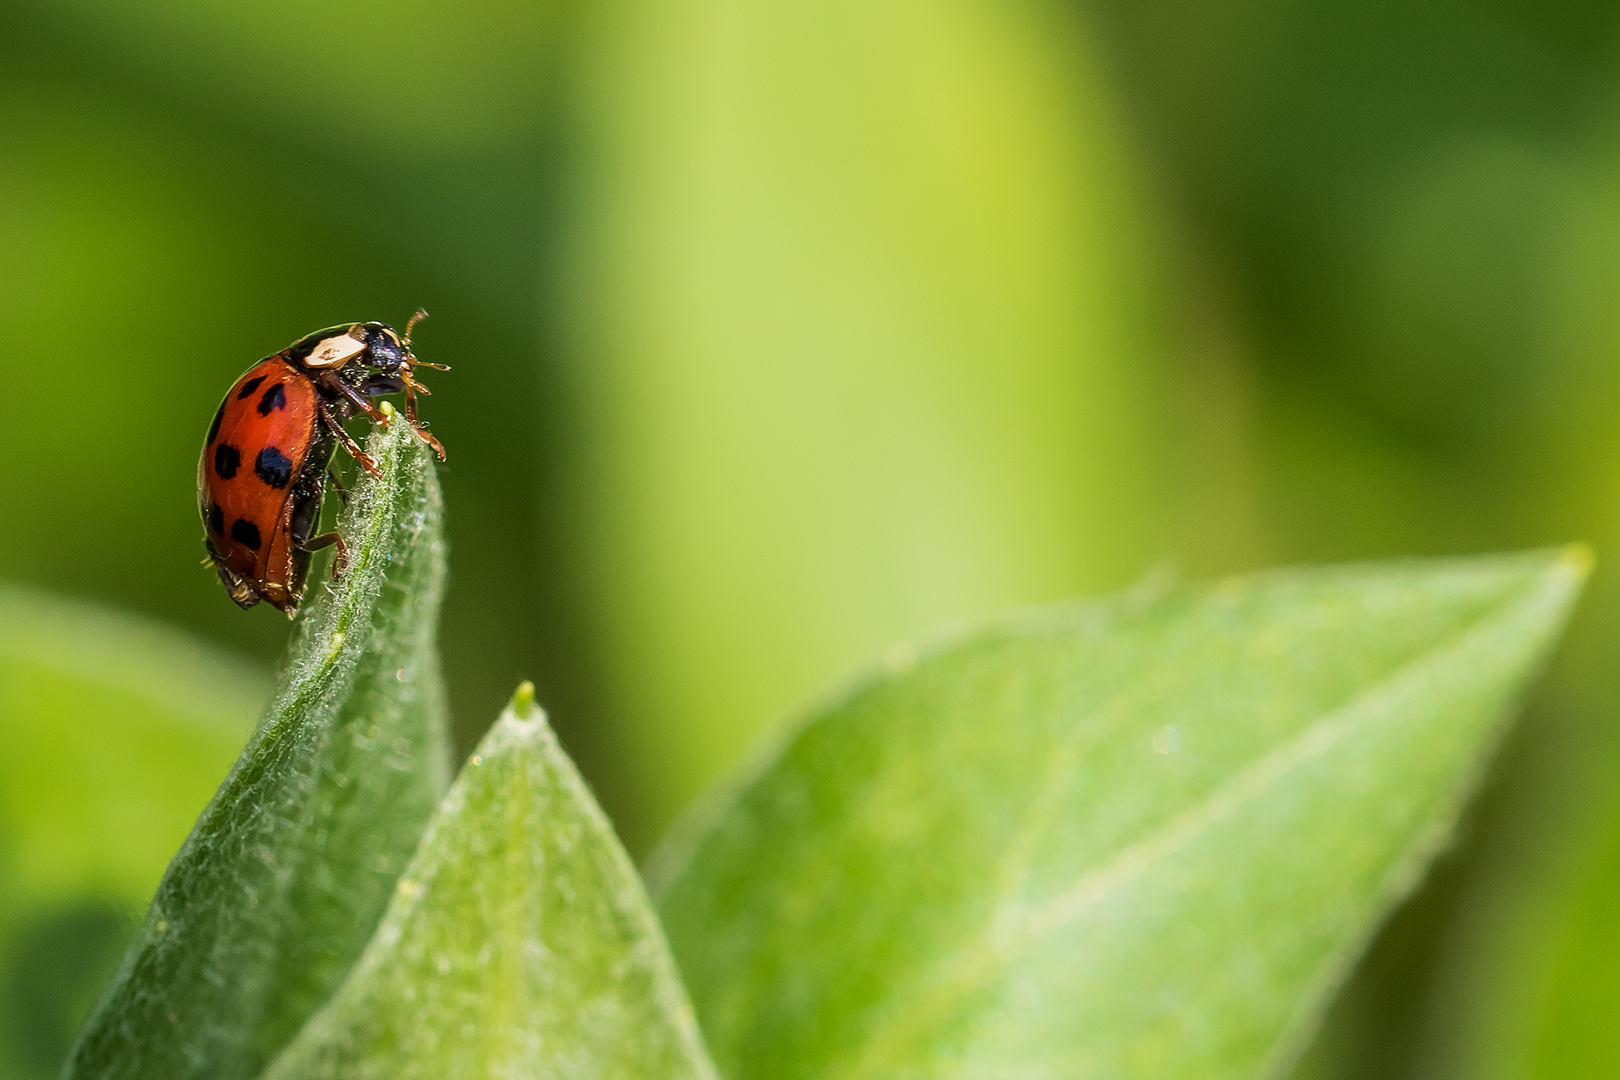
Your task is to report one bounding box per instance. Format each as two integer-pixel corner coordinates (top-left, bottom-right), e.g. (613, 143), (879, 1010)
(64, 418), (450, 1080)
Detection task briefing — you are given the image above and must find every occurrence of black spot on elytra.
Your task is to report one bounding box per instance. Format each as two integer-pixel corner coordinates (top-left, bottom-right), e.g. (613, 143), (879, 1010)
(255, 446), (293, 489)
(214, 443), (241, 479)
(231, 519), (262, 550)
(206, 401), (225, 446)
(236, 375), (267, 400)
(258, 384), (287, 415)
(208, 503), (224, 535)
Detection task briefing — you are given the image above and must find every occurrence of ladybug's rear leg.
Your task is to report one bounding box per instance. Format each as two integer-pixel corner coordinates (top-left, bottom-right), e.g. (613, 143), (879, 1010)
(317, 399), (382, 478)
(289, 481), (349, 582)
(300, 531), (349, 581)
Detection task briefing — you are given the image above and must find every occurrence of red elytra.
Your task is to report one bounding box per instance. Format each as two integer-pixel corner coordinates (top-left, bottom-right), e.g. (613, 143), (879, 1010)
(198, 313), (446, 616)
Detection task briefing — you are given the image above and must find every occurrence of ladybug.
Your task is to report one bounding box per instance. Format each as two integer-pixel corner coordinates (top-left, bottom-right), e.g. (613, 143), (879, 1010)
(198, 311), (447, 616)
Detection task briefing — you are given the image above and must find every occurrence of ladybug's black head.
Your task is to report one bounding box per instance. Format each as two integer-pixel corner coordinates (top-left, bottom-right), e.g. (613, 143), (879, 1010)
(359, 322), (411, 375)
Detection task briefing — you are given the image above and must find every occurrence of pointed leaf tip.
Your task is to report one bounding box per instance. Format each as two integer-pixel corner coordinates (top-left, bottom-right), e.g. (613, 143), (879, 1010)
(510, 678), (539, 718)
(264, 688), (716, 1080)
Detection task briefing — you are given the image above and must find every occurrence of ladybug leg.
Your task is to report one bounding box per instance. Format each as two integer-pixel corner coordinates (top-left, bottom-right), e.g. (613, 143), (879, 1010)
(317, 399), (382, 478)
(299, 531), (349, 581)
(401, 375), (447, 460)
(288, 479), (347, 582)
(204, 537), (260, 610)
(357, 366), (446, 459)
(318, 371), (391, 425)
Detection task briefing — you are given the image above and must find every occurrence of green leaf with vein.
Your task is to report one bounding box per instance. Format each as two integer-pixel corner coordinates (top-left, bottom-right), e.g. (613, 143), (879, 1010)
(263, 684), (717, 1080)
(64, 418), (450, 1080)
(652, 549), (1588, 1079)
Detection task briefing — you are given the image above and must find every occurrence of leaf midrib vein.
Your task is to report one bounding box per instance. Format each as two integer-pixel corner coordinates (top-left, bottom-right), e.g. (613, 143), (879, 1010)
(822, 589), (1530, 1080)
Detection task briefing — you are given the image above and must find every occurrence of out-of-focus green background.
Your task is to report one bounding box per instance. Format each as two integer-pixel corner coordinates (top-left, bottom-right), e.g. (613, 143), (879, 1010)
(4, 0), (1620, 1076)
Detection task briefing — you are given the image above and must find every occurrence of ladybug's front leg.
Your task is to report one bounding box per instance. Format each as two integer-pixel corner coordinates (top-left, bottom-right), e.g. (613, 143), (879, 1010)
(317, 371), (391, 425)
(317, 399), (382, 478)
(359, 370), (446, 460)
(401, 373), (447, 460)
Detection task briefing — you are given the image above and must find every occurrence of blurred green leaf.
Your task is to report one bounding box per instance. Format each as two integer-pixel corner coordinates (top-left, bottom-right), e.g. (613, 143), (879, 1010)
(0, 586), (264, 1080)
(64, 420), (450, 1080)
(1442, 797), (1620, 1080)
(653, 549), (1586, 1079)
(1408, 595), (1620, 1080)
(565, 0), (1193, 847)
(1427, 151), (1620, 1080)
(263, 684), (717, 1080)
(20, 0), (561, 150)
(0, 585), (265, 903)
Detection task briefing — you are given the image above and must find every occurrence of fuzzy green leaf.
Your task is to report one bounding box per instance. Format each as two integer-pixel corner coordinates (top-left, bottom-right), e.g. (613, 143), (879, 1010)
(262, 684), (717, 1080)
(64, 418), (450, 1080)
(653, 549), (1587, 1080)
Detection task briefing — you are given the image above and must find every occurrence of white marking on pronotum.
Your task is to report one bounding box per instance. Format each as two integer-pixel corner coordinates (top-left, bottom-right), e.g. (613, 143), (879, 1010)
(301, 331), (368, 369)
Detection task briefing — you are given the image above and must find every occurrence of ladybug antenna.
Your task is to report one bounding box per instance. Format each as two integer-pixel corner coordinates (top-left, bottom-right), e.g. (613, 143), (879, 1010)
(403, 308), (429, 347)
(402, 307), (449, 371)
